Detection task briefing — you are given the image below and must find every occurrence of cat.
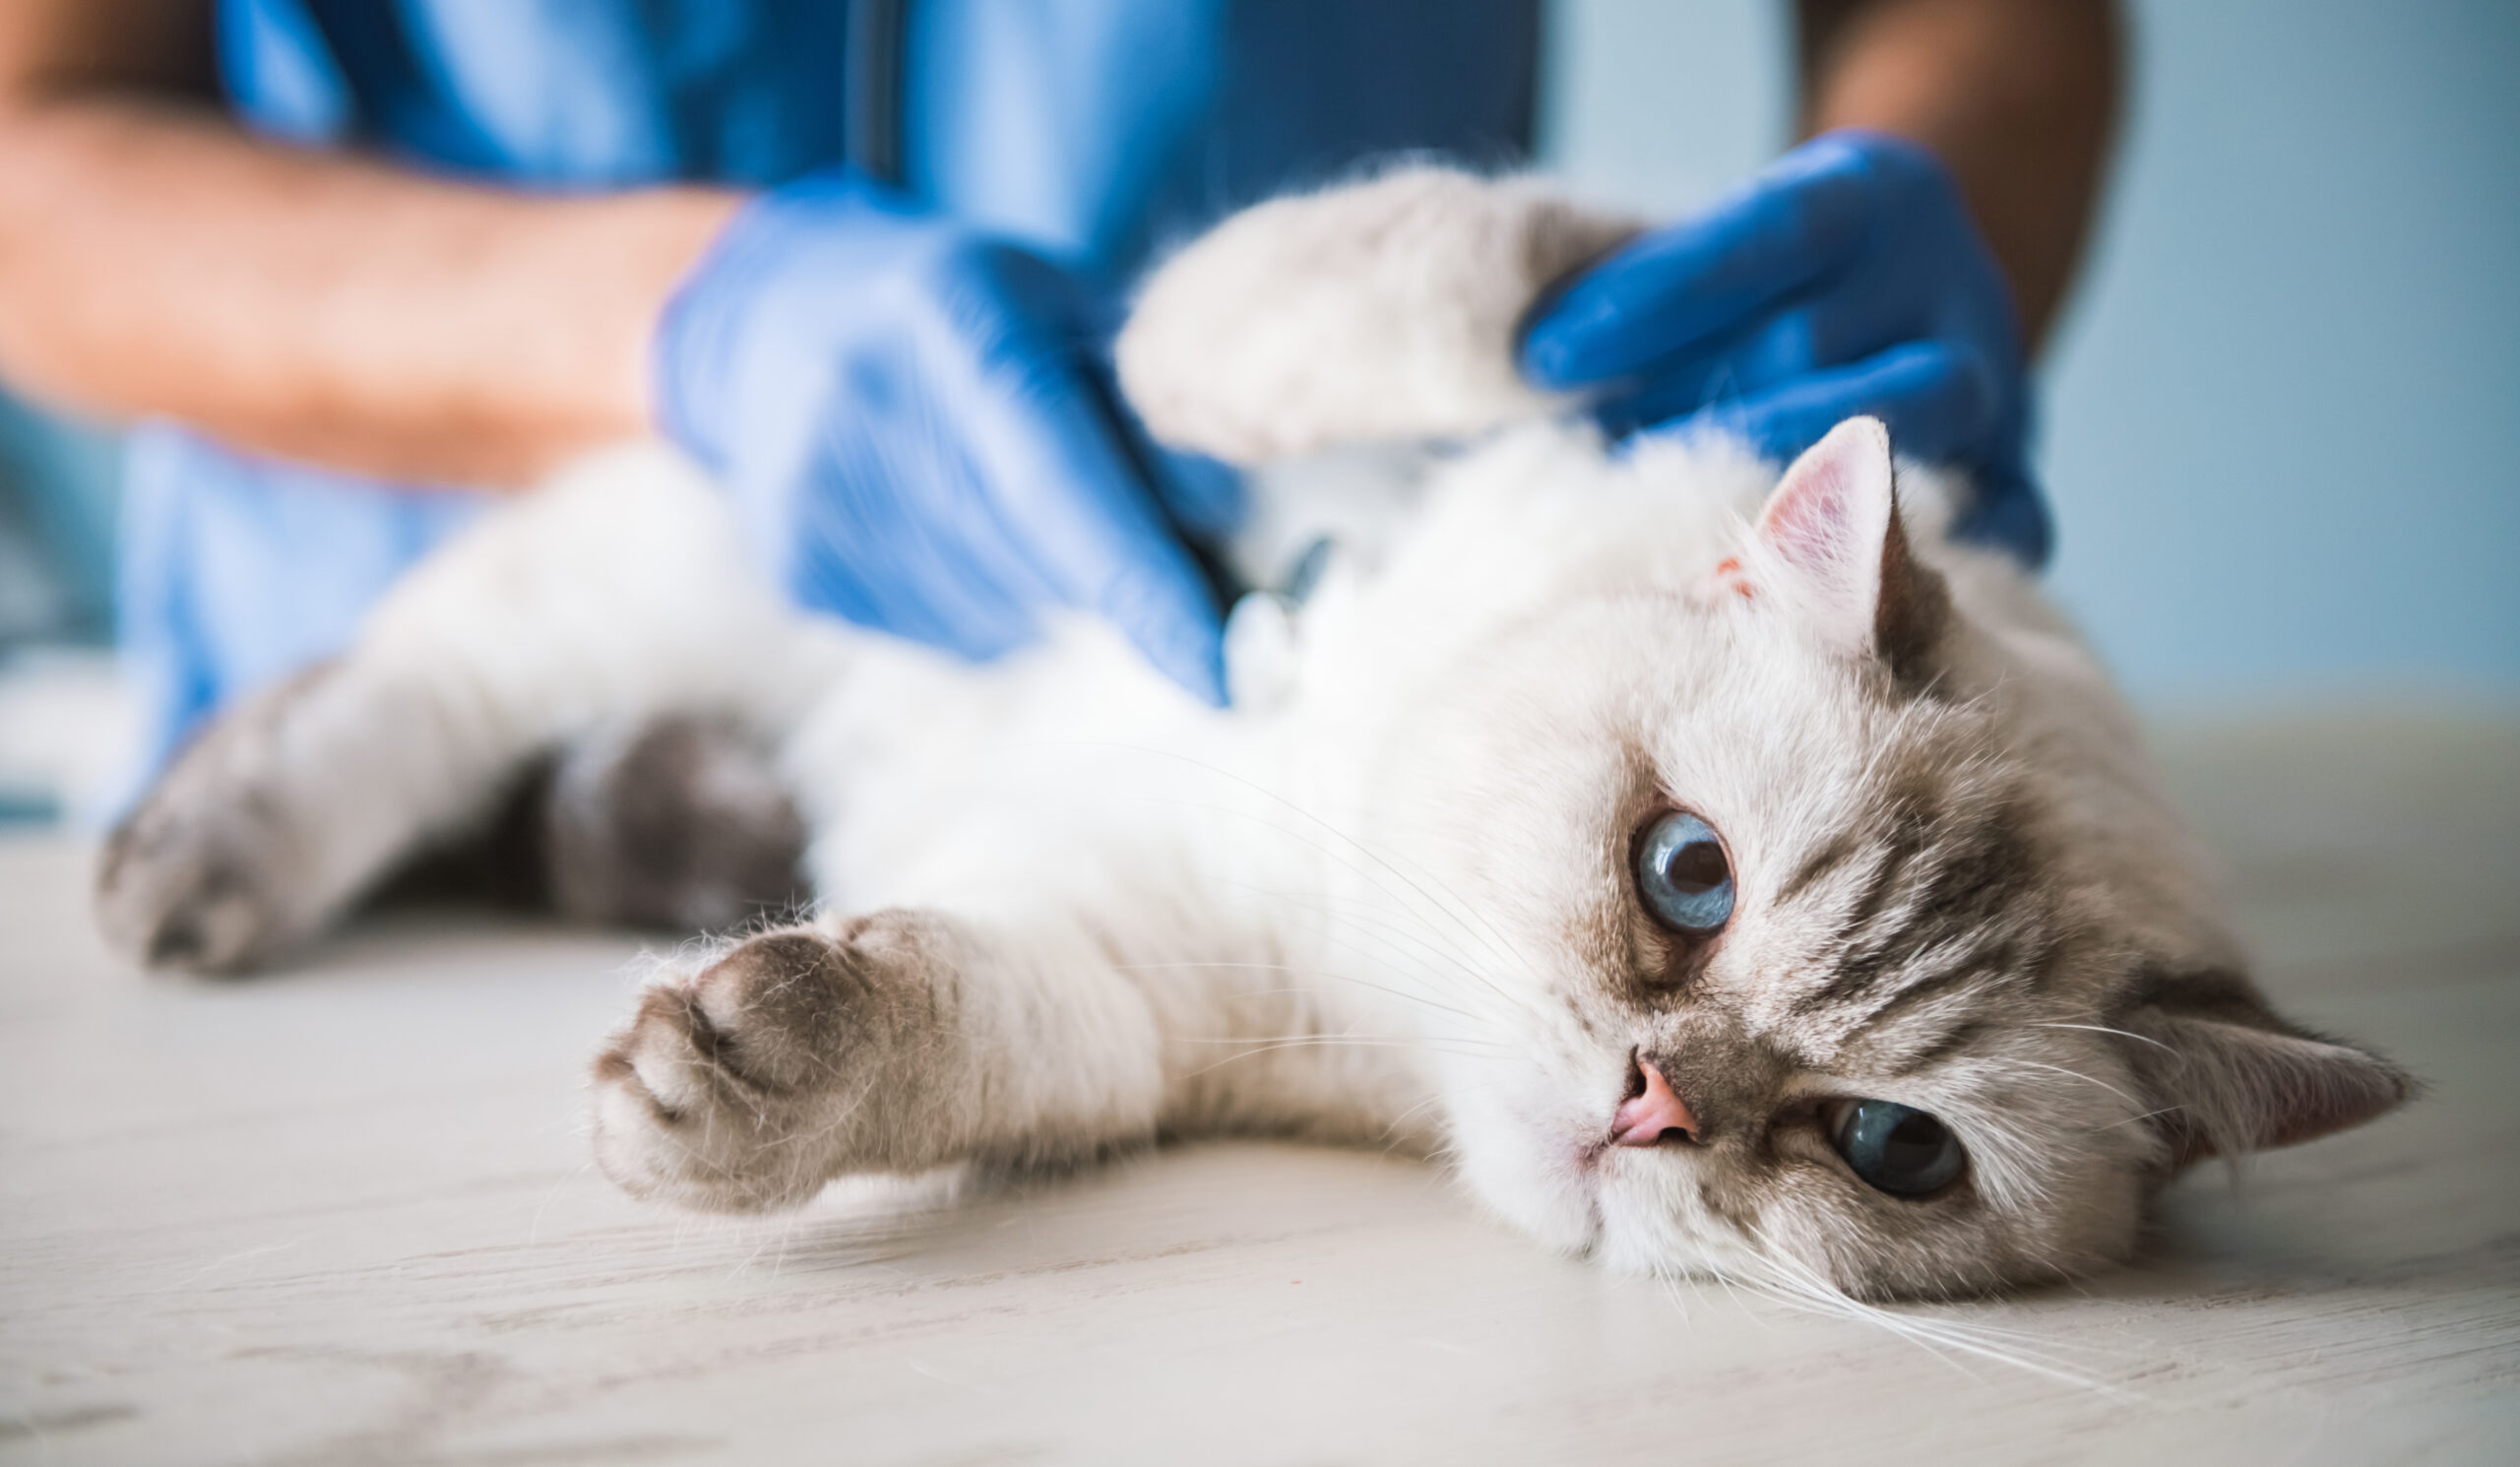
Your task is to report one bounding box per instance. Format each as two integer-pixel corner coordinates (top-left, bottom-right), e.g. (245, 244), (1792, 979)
(94, 167), (2411, 1301)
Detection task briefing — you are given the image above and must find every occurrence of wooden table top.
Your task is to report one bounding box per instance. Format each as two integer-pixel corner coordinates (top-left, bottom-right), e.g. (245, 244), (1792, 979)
(5, 711), (2515, 1465)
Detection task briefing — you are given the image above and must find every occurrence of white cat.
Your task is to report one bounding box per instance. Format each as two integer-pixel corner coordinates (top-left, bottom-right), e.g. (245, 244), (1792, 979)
(97, 168), (2408, 1300)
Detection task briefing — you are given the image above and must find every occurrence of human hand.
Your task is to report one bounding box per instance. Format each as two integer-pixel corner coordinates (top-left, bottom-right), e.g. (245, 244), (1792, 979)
(1520, 131), (2048, 565)
(655, 173), (1230, 702)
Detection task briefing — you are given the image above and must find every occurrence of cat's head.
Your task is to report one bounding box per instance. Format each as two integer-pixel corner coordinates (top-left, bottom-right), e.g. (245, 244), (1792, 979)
(1120, 166), (2413, 1298)
(1364, 418), (2412, 1300)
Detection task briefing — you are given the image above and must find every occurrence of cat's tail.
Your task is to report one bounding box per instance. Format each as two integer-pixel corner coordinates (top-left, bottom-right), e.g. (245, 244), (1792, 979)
(1115, 166), (1644, 466)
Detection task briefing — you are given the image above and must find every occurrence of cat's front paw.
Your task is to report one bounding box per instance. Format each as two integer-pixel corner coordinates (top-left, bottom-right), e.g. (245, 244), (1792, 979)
(94, 667), (339, 974)
(591, 913), (964, 1212)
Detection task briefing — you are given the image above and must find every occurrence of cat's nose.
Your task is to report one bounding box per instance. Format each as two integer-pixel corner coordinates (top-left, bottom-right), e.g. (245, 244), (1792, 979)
(1612, 1057), (1698, 1146)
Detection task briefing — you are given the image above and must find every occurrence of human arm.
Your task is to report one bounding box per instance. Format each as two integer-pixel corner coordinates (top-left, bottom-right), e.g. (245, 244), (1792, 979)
(0, 0), (736, 488)
(0, 0), (1225, 696)
(1796, 0), (2120, 351)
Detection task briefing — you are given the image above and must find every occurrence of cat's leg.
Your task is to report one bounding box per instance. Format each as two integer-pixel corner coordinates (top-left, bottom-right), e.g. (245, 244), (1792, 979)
(96, 444), (839, 972)
(591, 899), (1438, 1210)
(99, 656), (437, 970)
(1116, 167), (1643, 466)
(539, 713), (810, 932)
(591, 910), (1170, 1210)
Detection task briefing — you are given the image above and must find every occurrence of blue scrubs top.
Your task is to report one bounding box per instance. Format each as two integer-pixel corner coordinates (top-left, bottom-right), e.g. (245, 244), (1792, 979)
(124, 0), (1541, 782)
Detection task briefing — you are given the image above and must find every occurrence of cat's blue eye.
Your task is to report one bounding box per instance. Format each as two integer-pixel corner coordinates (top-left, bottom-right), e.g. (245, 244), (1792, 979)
(1829, 1100), (1968, 1198)
(1634, 810), (1734, 934)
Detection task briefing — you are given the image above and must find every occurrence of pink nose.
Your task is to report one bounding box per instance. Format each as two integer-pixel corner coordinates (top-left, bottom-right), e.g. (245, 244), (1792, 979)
(1612, 1058), (1698, 1147)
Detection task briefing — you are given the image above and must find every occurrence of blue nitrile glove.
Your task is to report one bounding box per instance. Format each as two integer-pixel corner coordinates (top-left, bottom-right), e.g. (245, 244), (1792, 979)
(1521, 130), (2048, 566)
(656, 171), (1231, 703)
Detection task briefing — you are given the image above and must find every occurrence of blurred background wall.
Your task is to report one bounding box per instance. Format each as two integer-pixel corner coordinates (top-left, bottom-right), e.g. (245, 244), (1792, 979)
(1543, 0), (2520, 708)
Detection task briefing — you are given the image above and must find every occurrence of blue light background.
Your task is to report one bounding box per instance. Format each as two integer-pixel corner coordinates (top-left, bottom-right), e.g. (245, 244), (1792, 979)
(1543, 0), (2520, 707)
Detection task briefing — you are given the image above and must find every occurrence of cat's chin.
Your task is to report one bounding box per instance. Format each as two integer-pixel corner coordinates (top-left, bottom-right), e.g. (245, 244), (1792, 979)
(1501, 1181), (1606, 1262)
(1374, 1095), (1761, 1280)
(1444, 1118), (1608, 1259)
(1584, 1172), (1774, 1283)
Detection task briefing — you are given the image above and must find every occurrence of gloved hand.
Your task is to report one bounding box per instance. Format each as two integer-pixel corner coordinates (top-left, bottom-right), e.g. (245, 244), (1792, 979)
(656, 171), (1232, 702)
(1520, 130), (2048, 565)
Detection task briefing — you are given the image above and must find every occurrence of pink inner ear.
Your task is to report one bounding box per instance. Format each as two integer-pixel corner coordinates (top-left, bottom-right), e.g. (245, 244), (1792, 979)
(1765, 468), (1863, 567)
(1750, 416), (1896, 645)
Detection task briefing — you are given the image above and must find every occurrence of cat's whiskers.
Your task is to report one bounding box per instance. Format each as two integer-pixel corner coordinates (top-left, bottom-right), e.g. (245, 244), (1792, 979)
(1280, 917), (1532, 1049)
(1129, 799), (1551, 1033)
(1150, 895), (1537, 1060)
(1374, 1090), (1453, 1151)
(1721, 1228), (2138, 1396)
(1982, 1056), (2145, 1110)
(1208, 821), (1549, 1031)
(1290, 897), (1549, 1032)
(1211, 879), (1548, 1043)
(1652, 1269), (1698, 1332)
(2093, 1104), (2185, 1133)
(1253, 890), (1502, 1000)
(1124, 800), (1497, 977)
(1115, 960), (1496, 1028)
(1065, 740), (1556, 1006)
(2031, 1020), (2181, 1057)
(1177, 1035), (1502, 1081)
(1170, 1031), (1512, 1053)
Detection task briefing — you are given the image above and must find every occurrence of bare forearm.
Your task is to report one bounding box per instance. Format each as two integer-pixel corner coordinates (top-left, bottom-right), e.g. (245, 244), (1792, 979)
(1796, 0), (2122, 351)
(0, 96), (736, 486)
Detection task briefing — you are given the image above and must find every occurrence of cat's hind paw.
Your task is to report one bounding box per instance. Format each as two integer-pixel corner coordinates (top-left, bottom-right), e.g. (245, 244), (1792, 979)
(94, 667), (342, 974)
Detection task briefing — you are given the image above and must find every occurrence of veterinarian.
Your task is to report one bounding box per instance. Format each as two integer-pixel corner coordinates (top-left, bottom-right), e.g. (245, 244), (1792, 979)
(0, 0), (2117, 783)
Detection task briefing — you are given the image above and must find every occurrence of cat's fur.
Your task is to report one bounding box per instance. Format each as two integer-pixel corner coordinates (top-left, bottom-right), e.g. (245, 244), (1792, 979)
(96, 167), (2411, 1300)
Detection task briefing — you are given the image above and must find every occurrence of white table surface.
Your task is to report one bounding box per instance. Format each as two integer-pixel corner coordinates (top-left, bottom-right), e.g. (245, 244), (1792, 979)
(4, 711), (2516, 1465)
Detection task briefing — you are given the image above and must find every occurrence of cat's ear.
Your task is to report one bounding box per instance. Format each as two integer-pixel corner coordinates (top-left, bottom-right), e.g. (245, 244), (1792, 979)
(1748, 416), (1950, 685)
(2115, 968), (2415, 1168)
